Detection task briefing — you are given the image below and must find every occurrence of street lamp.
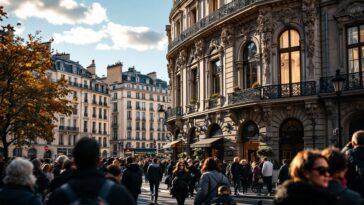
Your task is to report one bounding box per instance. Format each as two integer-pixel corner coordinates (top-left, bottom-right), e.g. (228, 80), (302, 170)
(158, 105), (167, 121)
(331, 69), (345, 148)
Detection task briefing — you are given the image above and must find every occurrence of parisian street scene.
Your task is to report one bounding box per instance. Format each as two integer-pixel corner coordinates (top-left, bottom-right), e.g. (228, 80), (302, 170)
(0, 0), (364, 205)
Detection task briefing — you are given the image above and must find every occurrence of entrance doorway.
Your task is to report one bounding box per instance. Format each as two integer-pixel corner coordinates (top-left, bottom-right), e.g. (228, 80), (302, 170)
(209, 124), (224, 160)
(279, 118), (304, 161)
(238, 121), (260, 162)
(349, 114), (364, 140)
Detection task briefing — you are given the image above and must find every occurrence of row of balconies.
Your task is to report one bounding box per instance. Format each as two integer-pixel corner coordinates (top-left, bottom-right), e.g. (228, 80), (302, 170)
(58, 126), (108, 135)
(168, 74), (364, 118)
(83, 113), (107, 119)
(68, 81), (109, 94)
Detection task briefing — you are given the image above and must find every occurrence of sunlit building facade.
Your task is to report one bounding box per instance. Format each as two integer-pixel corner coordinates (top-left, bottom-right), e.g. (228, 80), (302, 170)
(166, 0), (364, 162)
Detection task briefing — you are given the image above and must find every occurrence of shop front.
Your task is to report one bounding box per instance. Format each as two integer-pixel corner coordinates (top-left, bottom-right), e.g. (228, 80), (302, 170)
(133, 148), (156, 158)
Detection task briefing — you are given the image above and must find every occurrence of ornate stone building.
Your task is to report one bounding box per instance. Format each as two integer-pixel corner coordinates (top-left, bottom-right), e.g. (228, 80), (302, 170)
(166, 0), (364, 162)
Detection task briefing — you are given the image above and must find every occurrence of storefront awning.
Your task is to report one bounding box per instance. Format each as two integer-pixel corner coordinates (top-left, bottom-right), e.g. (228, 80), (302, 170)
(133, 149), (156, 155)
(162, 139), (182, 149)
(190, 137), (223, 148)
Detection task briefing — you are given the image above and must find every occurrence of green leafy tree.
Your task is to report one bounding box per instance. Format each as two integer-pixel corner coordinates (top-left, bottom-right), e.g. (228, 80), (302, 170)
(0, 7), (72, 159)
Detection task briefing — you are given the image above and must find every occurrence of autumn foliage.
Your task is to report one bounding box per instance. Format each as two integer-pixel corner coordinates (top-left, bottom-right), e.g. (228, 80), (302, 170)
(0, 6), (72, 159)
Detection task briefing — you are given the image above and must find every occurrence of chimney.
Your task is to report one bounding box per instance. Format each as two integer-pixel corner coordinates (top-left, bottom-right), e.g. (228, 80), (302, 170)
(87, 59), (96, 76)
(147, 72), (157, 80)
(106, 61), (123, 84)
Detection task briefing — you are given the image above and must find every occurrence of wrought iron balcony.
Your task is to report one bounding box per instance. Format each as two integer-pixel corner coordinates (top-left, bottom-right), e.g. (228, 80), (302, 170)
(205, 96), (224, 109)
(228, 81), (317, 105)
(186, 103), (199, 114)
(167, 106), (182, 119)
(320, 71), (364, 93)
(168, 0), (261, 51)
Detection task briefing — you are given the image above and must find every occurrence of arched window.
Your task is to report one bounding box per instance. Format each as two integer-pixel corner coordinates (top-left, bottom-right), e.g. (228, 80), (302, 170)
(279, 29), (301, 87)
(243, 42), (258, 88)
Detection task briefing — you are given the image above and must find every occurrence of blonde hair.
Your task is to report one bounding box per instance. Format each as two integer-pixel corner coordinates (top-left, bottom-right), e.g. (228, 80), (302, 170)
(3, 158), (36, 187)
(173, 161), (188, 174)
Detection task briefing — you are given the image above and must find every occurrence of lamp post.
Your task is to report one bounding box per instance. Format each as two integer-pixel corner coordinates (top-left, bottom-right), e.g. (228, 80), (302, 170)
(331, 69), (345, 148)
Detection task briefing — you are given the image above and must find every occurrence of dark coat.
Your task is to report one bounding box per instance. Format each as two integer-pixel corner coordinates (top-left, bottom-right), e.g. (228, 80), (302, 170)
(47, 170), (135, 205)
(346, 146), (364, 197)
(0, 184), (42, 205)
(274, 180), (337, 205)
(327, 180), (363, 205)
(277, 164), (290, 184)
(147, 164), (163, 183)
(229, 162), (241, 179)
(49, 169), (73, 192)
(171, 171), (190, 198)
(121, 163), (143, 197)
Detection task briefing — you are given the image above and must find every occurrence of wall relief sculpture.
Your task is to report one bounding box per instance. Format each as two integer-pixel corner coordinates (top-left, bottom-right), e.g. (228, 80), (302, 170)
(257, 9), (273, 84)
(193, 39), (205, 60)
(221, 25), (234, 48)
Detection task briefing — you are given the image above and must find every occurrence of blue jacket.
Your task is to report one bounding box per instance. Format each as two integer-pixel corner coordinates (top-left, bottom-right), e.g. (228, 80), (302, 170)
(0, 184), (42, 205)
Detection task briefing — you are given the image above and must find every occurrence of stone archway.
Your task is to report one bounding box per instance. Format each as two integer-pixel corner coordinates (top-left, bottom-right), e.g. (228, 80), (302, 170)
(279, 118), (304, 161)
(102, 150), (108, 159)
(208, 124), (224, 160)
(238, 121), (260, 162)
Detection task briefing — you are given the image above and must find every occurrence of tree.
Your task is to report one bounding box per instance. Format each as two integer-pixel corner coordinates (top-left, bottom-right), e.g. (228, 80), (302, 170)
(256, 145), (274, 158)
(0, 7), (72, 159)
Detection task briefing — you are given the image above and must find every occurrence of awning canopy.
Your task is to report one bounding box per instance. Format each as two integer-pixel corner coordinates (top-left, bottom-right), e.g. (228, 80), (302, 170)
(190, 137), (223, 148)
(162, 139), (182, 149)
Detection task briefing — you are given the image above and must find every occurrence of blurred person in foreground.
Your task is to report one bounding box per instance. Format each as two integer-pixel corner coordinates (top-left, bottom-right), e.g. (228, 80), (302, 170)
(322, 147), (363, 205)
(211, 185), (237, 205)
(274, 150), (336, 205)
(47, 137), (135, 205)
(0, 157), (42, 205)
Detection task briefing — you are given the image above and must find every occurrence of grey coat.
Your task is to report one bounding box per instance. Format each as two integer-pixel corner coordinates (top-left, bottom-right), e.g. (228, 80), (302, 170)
(194, 170), (230, 205)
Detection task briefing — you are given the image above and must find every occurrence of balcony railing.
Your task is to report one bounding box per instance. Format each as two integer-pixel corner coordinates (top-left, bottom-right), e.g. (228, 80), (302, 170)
(167, 106), (182, 119)
(205, 96), (224, 109)
(320, 71), (364, 93)
(228, 81), (317, 105)
(59, 126), (79, 132)
(168, 0), (261, 51)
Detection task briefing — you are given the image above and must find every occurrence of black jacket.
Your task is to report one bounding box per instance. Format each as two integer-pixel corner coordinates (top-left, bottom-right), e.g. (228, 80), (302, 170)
(229, 162), (241, 179)
(147, 164), (163, 183)
(327, 180), (363, 205)
(277, 164), (290, 184)
(346, 146), (364, 197)
(274, 180), (336, 205)
(49, 169), (73, 192)
(121, 163), (143, 196)
(171, 171), (190, 197)
(47, 169), (135, 205)
(0, 184), (42, 205)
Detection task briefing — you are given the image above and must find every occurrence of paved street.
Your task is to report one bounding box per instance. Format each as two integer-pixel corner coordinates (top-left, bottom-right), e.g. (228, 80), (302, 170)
(137, 181), (273, 205)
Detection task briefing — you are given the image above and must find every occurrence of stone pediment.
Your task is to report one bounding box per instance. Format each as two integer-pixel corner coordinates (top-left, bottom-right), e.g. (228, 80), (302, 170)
(335, 1), (364, 20)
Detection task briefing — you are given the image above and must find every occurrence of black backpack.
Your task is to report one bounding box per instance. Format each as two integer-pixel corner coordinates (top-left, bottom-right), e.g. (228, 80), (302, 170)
(61, 180), (114, 205)
(172, 175), (189, 193)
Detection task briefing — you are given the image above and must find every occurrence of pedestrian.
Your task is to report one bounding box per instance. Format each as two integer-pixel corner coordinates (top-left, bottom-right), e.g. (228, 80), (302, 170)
(52, 155), (68, 177)
(211, 185), (237, 205)
(240, 159), (251, 194)
(277, 159), (290, 185)
(345, 130), (364, 197)
(261, 157), (273, 196)
(187, 159), (199, 197)
(47, 137), (135, 205)
(251, 161), (262, 194)
(143, 159), (151, 182)
(228, 157), (241, 195)
(171, 161), (190, 205)
(121, 156), (143, 201)
(42, 163), (54, 182)
(48, 159), (74, 193)
(322, 147), (364, 205)
(0, 157), (42, 205)
(194, 157), (230, 205)
(106, 164), (122, 184)
(147, 158), (163, 204)
(166, 160), (176, 189)
(32, 158), (50, 196)
(274, 150), (336, 205)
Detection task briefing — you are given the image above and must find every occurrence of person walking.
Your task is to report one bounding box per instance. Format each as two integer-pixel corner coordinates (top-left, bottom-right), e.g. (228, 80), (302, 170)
(261, 157), (273, 196)
(121, 156), (143, 201)
(274, 150), (336, 205)
(240, 159), (251, 194)
(345, 130), (364, 197)
(171, 161), (190, 205)
(322, 147), (363, 205)
(147, 158), (163, 204)
(277, 159), (290, 185)
(194, 157), (230, 205)
(228, 157), (241, 196)
(0, 158), (42, 205)
(47, 137), (135, 205)
(187, 159), (199, 197)
(251, 161), (262, 194)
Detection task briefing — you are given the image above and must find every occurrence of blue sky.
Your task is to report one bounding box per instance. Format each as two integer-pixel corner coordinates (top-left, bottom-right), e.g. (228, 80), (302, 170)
(1, 0), (173, 81)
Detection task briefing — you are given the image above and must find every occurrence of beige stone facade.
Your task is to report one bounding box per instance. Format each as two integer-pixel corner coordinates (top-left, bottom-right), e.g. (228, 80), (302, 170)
(9, 54), (111, 159)
(166, 0), (364, 162)
(107, 66), (171, 158)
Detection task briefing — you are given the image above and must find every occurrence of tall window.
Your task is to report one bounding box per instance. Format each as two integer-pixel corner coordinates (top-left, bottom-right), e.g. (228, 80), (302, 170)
(243, 42), (258, 88)
(211, 59), (221, 94)
(279, 29), (301, 85)
(209, 0), (218, 13)
(347, 25), (364, 74)
(191, 68), (198, 101)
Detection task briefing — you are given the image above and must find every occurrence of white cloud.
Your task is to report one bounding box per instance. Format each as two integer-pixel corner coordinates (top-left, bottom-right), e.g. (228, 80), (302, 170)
(96, 22), (167, 51)
(53, 27), (106, 45)
(53, 22), (167, 51)
(4, 0), (107, 25)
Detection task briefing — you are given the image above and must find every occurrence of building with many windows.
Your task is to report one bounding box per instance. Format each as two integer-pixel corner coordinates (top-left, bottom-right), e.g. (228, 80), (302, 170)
(107, 64), (170, 157)
(11, 53), (111, 159)
(166, 0), (364, 162)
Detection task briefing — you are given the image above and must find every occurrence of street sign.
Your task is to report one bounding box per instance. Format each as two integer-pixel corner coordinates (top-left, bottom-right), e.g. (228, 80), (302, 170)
(44, 145), (49, 151)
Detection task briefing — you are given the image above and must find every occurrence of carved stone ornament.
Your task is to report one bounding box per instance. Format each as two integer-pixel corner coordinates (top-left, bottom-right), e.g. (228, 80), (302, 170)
(277, 8), (300, 25)
(257, 9), (273, 84)
(194, 39), (204, 60)
(176, 49), (187, 68)
(168, 59), (174, 78)
(208, 39), (222, 53)
(221, 25), (234, 47)
(348, 3), (364, 18)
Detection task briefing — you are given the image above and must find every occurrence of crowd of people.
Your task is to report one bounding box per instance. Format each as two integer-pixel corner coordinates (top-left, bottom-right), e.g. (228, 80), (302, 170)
(0, 130), (363, 205)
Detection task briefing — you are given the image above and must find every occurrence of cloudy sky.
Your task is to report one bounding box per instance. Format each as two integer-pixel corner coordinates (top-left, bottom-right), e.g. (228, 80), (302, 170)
(1, 0), (173, 80)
